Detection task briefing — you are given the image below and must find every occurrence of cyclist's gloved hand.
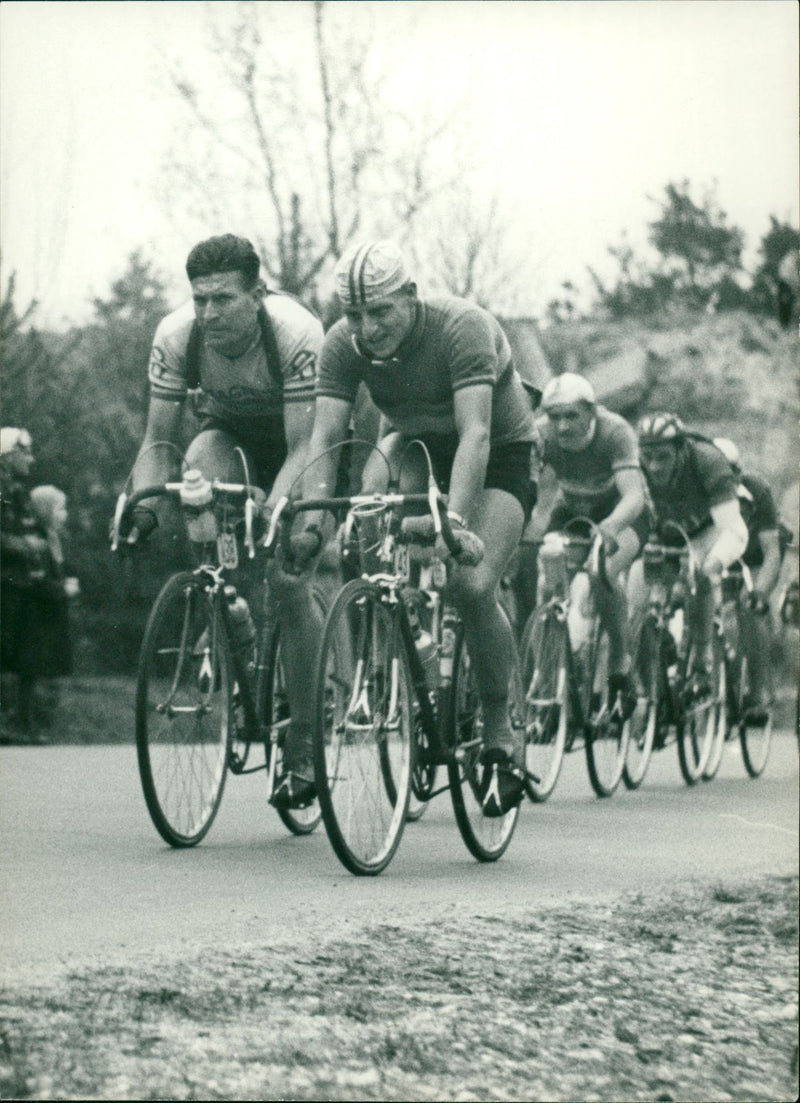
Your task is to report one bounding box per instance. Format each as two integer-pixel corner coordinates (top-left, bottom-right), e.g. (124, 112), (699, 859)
(287, 525), (324, 570)
(112, 505), (158, 548)
(400, 515), (436, 545)
(448, 528), (484, 567)
(748, 589), (770, 615)
(702, 554), (725, 585)
(597, 523), (619, 558)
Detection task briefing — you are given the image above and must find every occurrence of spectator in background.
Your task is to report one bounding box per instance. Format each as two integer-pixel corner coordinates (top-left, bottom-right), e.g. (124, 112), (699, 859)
(0, 428), (51, 743)
(28, 485), (79, 728)
(776, 249), (799, 330)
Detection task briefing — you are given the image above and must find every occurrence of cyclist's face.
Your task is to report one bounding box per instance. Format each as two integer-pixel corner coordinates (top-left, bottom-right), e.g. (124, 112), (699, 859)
(343, 287), (417, 359)
(191, 271), (260, 356)
(546, 402), (594, 451)
(641, 443), (678, 488)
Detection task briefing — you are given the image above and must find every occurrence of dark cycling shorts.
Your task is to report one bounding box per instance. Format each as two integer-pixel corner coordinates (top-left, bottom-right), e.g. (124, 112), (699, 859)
(415, 434), (534, 525)
(198, 414), (287, 491)
(547, 492), (651, 548)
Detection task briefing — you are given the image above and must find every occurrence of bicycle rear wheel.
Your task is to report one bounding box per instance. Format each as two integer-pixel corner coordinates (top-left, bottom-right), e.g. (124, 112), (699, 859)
(678, 634), (725, 785)
(448, 622), (521, 862)
(623, 615), (660, 790)
(520, 608), (569, 802)
(584, 626), (630, 798)
(312, 578), (412, 875)
(136, 571), (232, 847)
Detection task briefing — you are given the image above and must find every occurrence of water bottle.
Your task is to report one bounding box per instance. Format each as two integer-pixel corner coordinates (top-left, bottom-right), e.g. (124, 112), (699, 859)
(439, 607), (458, 686)
(567, 571), (592, 651)
(540, 532), (568, 595)
(180, 469), (218, 543)
(668, 607), (684, 655)
(404, 591), (439, 689)
(225, 586), (256, 672)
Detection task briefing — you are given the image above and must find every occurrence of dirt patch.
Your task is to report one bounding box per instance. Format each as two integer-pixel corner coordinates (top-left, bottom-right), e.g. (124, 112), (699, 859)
(0, 875), (796, 1101)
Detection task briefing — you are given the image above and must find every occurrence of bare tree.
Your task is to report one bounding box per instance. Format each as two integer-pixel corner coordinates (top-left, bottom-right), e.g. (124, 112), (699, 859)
(158, 1), (458, 300)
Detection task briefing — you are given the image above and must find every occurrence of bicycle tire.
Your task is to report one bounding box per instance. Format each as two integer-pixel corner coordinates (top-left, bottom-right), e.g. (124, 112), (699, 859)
(677, 634), (725, 786)
(735, 652), (773, 779)
(520, 608), (569, 802)
(136, 571), (232, 847)
(622, 614), (660, 790)
(584, 624), (630, 798)
(312, 578), (412, 875)
(701, 626), (729, 781)
(448, 619), (521, 862)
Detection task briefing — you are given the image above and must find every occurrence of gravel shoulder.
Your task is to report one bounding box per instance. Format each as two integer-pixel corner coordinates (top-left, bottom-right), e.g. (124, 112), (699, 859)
(1, 874), (797, 1102)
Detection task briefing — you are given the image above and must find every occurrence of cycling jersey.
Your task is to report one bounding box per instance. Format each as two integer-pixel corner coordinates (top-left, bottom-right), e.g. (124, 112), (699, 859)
(148, 294), (321, 421)
(644, 438), (738, 536)
(534, 405), (640, 515)
(317, 297), (534, 445)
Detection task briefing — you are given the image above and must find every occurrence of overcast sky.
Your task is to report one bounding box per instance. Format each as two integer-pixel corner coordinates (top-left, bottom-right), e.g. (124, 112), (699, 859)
(1, 0), (797, 326)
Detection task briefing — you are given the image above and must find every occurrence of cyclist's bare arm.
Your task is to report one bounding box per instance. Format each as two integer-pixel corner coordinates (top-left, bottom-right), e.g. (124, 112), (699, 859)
(360, 417), (398, 493)
(704, 498), (749, 576)
(265, 397), (316, 515)
(602, 466), (646, 539)
(752, 527), (782, 596)
(132, 394), (183, 493)
(448, 383), (492, 522)
(300, 394), (354, 527)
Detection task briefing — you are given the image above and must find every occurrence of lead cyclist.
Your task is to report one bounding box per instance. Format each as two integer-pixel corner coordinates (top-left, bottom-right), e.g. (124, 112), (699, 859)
(290, 239), (537, 817)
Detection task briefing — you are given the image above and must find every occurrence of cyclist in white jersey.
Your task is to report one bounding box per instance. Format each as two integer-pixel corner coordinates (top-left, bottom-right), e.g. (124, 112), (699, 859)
(121, 235), (324, 809)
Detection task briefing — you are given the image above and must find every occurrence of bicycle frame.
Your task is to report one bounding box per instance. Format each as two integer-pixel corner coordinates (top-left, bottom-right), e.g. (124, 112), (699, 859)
(274, 490), (463, 787)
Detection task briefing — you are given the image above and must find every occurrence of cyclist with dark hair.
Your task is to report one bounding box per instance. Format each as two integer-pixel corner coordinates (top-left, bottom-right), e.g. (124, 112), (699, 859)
(293, 238), (537, 816)
(122, 234), (324, 809)
(714, 437), (787, 722)
(630, 414), (748, 688)
(531, 372), (649, 717)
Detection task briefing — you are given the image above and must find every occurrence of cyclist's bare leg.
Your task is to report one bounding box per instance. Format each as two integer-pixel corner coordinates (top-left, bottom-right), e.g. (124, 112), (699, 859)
(266, 559), (325, 774)
(594, 527), (640, 675)
(448, 488), (525, 758)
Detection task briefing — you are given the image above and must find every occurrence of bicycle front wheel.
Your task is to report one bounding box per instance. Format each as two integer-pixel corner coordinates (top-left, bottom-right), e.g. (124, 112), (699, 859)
(312, 579), (412, 875)
(623, 615), (660, 790)
(678, 634), (726, 785)
(735, 653), (773, 779)
(136, 572), (232, 846)
(584, 627), (630, 798)
(448, 622), (521, 862)
(520, 608), (569, 802)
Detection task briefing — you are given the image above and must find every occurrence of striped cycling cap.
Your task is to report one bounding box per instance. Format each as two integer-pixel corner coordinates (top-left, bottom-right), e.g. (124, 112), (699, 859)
(335, 240), (409, 307)
(637, 412), (686, 445)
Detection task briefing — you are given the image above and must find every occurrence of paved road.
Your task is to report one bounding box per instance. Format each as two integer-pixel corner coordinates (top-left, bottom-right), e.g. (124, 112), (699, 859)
(1, 734), (797, 985)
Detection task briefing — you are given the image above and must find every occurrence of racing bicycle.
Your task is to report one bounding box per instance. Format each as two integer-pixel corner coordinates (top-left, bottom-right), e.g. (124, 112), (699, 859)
(519, 518), (631, 801)
(622, 523), (727, 790)
(269, 473), (526, 875)
(112, 467), (325, 846)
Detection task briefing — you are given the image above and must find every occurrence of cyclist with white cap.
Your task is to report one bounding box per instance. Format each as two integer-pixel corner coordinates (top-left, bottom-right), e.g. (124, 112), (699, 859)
(713, 437), (786, 722)
(630, 414), (748, 691)
(294, 238), (537, 816)
(532, 372), (648, 715)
